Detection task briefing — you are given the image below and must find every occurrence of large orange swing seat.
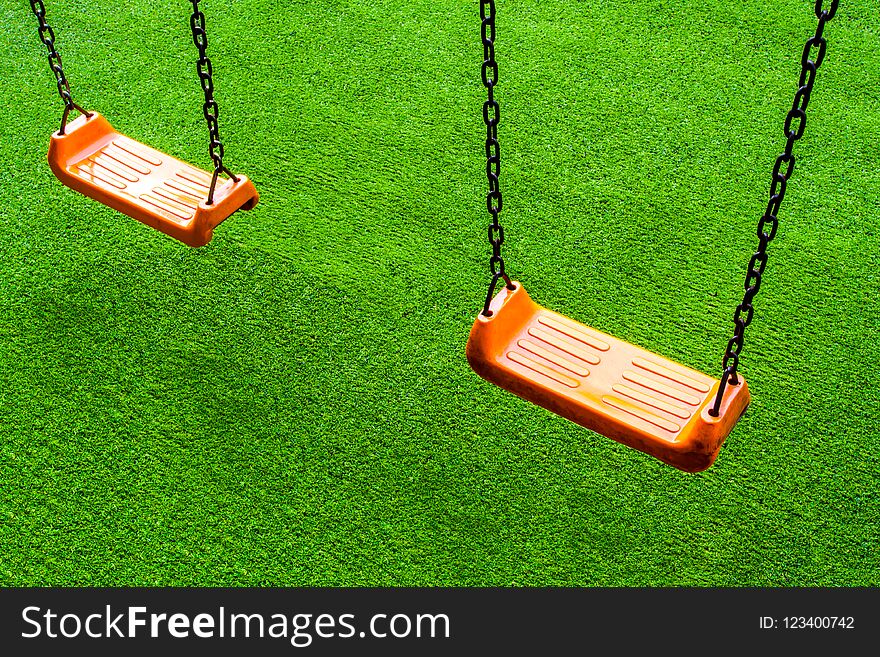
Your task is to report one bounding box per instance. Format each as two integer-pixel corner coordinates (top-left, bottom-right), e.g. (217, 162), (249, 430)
(48, 112), (258, 247)
(467, 283), (750, 472)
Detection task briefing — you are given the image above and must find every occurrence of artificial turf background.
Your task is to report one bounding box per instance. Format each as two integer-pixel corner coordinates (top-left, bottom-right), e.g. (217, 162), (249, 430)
(1, 0), (878, 586)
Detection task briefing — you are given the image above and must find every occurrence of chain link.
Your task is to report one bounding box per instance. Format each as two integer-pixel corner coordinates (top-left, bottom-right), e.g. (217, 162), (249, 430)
(480, 0), (515, 317)
(28, 0), (91, 134)
(710, 0), (839, 416)
(189, 0), (238, 204)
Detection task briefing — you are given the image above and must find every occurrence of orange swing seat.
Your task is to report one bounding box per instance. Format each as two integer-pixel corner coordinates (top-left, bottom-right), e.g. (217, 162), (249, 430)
(48, 112), (258, 247)
(467, 283), (750, 472)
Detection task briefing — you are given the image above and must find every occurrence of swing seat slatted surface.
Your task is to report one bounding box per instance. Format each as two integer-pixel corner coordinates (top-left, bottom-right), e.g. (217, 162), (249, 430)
(48, 113), (258, 247)
(467, 284), (750, 472)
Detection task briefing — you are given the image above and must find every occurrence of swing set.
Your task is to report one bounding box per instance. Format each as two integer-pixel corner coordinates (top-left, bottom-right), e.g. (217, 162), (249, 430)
(26, 1), (841, 471)
(28, 0), (257, 247)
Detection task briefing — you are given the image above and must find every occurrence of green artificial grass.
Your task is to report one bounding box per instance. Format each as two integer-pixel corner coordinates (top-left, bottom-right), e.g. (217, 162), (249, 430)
(0, 0), (878, 586)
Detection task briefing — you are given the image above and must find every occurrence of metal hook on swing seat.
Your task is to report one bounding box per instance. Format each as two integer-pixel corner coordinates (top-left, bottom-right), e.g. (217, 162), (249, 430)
(59, 103), (93, 136)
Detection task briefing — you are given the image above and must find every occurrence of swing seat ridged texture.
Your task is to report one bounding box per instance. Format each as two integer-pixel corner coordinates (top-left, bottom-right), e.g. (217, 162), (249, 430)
(467, 284), (750, 472)
(48, 112), (258, 247)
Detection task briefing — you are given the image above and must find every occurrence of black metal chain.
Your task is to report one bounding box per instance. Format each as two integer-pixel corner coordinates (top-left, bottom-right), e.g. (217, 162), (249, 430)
(711, 0), (839, 416)
(188, 0), (238, 205)
(28, 0), (91, 135)
(480, 0), (515, 316)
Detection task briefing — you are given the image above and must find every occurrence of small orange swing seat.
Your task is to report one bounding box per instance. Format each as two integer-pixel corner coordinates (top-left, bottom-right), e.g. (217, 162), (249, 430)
(467, 284), (750, 472)
(48, 112), (258, 247)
